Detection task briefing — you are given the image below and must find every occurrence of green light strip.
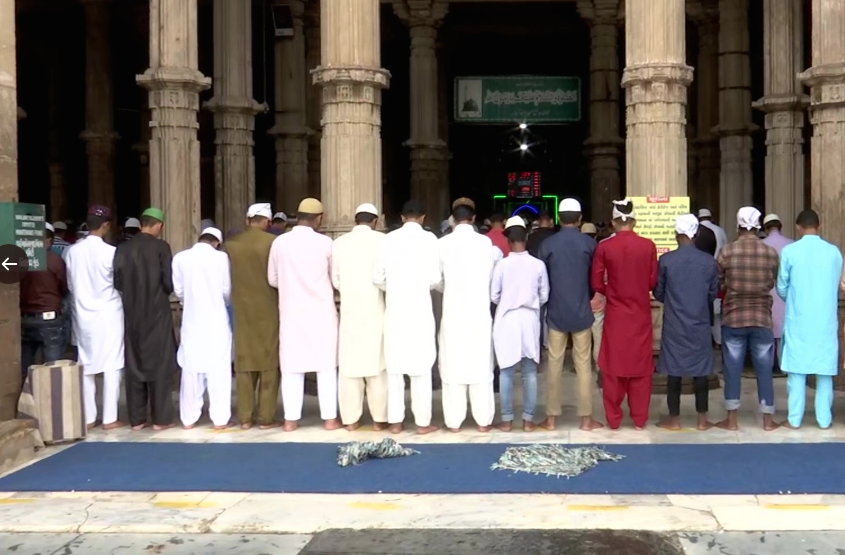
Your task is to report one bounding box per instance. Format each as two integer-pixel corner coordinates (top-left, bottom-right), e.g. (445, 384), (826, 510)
(491, 195), (560, 224)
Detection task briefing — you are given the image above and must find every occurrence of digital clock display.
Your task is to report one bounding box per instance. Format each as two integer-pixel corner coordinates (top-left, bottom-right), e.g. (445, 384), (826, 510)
(507, 171), (542, 199)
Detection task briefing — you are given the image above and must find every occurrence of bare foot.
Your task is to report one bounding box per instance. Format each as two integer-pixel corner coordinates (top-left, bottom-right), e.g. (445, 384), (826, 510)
(477, 425), (493, 433)
(373, 422), (389, 431)
(213, 422), (234, 431)
(416, 425), (439, 435)
(259, 421), (282, 430)
(103, 421), (127, 430)
(781, 420), (799, 430)
(86, 423), (98, 431)
(538, 417), (556, 431)
(130, 422), (146, 431)
(580, 417), (604, 431)
(523, 421), (538, 432)
(283, 420), (298, 432)
(634, 426), (646, 431)
(240, 422), (253, 430)
(697, 415), (715, 431)
(324, 418), (343, 431)
(153, 423), (174, 431)
(715, 418), (738, 431)
(495, 422), (513, 432)
(656, 417), (682, 431)
(763, 416), (781, 432)
(389, 423), (404, 434)
(448, 427), (461, 433)
(346, 421), (361, 432)
(183, 424), (196, 430)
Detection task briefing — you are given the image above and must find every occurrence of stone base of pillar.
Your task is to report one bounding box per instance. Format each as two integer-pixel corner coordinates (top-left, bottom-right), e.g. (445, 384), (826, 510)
(408, 143), (448, 223)
(583, 138), (622, 221)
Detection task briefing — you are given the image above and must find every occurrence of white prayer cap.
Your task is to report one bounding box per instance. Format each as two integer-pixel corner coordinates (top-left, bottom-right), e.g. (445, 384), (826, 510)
(698, 208), (712, 219)
(247, 203), (272, 219)
(763, 213), (781, 226)
(505, 216), (526, 230)
(45, 223), (55, 233)
(355, 203), (379, 217)
(612, 198), (636, 221)
(52, 221), (67, 231)
(737, 206), (762, 230)
(125, 217), (141, 229)
(201, 227), (223, 243)
(581, 222), (597, 234)
(675, 214), (699, 239)
(559, 198), (581, 212)
(273, 212), (288, 222)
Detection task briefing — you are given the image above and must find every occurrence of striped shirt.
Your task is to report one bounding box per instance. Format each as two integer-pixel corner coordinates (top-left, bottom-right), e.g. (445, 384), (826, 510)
(717, 234), (779, 329)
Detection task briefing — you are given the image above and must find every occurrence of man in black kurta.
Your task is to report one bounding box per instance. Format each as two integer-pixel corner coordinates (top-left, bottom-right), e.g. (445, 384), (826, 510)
(114, 207), (177, 430)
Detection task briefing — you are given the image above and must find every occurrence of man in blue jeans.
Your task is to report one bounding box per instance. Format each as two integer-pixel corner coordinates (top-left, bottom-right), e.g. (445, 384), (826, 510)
(716, 207), (780, 431)
(20, 223), (69, 380)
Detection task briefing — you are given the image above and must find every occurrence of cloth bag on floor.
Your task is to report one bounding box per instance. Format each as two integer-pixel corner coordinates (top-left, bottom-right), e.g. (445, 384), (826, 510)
(17, 359), (87, 444)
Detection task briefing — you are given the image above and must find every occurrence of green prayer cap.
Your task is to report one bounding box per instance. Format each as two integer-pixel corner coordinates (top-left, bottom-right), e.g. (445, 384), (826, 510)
(141, 207), (165, 222)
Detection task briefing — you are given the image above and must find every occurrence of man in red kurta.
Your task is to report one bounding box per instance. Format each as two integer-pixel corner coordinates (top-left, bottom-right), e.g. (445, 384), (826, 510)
(590, 199), (658, 429)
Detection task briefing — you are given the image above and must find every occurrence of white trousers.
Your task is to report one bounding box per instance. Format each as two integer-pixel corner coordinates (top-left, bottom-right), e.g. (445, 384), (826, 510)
(442, 381), (495, 429)
(387, 373), (433, 427)
(180, 371), (232, 427)
(338, 371), (388, 425)
(83, 370), (122, 426)
(711, 300), (722, 345)
(281, 371), (338, 421)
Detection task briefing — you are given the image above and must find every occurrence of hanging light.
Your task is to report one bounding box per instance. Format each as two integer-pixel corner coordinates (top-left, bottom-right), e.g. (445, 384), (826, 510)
(519, 143), (529, 151)
(519, 123), (528, 130)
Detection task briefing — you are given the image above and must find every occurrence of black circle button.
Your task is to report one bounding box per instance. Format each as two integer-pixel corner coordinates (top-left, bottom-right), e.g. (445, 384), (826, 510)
(0, 244), (29, 285)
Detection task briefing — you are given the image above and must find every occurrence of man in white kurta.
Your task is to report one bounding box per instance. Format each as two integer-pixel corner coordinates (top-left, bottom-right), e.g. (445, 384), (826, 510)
(172, 227), (233, 429)
(373, 200), (442, 434)
(438, 198), (502, 431)
(64, 205), (125, 429)
(331, 203), (388, 430)
(268, 198), (340, 431)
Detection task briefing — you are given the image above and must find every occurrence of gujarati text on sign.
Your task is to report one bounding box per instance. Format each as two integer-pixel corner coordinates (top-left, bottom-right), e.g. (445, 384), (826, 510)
(629, 196), (691, 256)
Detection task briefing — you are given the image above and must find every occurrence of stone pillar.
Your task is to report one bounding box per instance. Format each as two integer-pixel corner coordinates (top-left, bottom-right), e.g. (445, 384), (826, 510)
(313, 0), (390, 237)
(47, 50), (66, 222)
(436, 40), (450, 221)
(0, 0), (20, 419)
(716, 0), (757, 236)
(622, 0), (693, 196)
(137, 0), (211, 254)
(304, 0), (322, 200)
(270, 0), (311, 216)
(81, 0), (118, 211)
(689, 0), (720, 214)
(394, 1), (448, 223)
(206, 0), (262, 233)
(752, 0), (806, 238)
(578, 0), (623, 218)
(800, 0), (845, 252)
(133, 103), (152, 210)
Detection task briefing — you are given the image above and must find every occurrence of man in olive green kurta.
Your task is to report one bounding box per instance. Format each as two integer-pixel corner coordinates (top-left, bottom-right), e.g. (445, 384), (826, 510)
(223, 204), (280, 428)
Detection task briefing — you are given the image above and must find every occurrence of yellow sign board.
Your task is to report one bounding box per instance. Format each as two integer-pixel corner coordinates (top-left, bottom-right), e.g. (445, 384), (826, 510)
(629, 196), (691, 256)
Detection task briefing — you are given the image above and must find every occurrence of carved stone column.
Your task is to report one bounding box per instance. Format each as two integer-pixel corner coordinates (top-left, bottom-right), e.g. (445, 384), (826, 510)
(269, 0), (311, 216)
(578, 0), (623, 218)
(689, 0), (720, 214)
(313, 0), (390, 237)
(716, 0), (757, 237)
(81, 0), (118, 211)
(206, 0), (263, 233)
(622, 0), (693, 196)
(137, 0), (211, 254)
(752, 0), (806, 238)
(132, 2), (151, 211)
(393, 1), (448, 223)
(800, 0), (845, 252)
(304, 0), (322, 199)
(47, 47), (66, 222)
(0, 0), (20, 418)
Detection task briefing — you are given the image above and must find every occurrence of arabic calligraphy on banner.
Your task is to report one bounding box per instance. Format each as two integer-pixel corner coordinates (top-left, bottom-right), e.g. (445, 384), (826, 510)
(629, 196), (691, 256)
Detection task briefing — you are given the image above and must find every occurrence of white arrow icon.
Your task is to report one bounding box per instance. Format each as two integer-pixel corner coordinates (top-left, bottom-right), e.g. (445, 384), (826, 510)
(2, 258), (17, 271)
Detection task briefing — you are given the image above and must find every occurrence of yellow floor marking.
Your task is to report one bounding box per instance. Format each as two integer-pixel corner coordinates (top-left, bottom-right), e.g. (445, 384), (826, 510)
(152, 501), (218, 509)
(0, 498), (34, 504)
(567, 505), (629, 511)
(762, 504), (829, 511)
(348, 501), (401, 511)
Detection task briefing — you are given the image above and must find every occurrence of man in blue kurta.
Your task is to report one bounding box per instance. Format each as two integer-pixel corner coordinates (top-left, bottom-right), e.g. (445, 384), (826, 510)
(654, 214), (720, 430)
(776, 210), (843, 429)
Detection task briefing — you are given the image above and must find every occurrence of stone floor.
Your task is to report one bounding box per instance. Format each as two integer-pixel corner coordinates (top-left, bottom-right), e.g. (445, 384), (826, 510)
(2, 373), (844, 535)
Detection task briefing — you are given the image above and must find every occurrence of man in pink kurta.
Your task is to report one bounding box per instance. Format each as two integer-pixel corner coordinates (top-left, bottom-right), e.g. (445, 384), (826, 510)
(267, 198), (340, 431)
(762, 214), (793, 372)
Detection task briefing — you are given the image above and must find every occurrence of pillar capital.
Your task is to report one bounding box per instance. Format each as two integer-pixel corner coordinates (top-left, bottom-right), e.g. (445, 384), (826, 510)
(752, 93), (809, 114)
(392, 0), (448, 28)
(799, 62), (845, 112)
(312, 66), (391, 92)
(137, 67), (211, 94)
(621, 63), (694, 107)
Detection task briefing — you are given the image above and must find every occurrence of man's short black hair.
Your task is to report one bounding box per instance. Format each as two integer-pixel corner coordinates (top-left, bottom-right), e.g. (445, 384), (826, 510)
(764, 220), (782, 232)
(559, 211), (582, 225)
(452, 204), (475, 222)
(199, 233), (219, 243)
(45, 229), (54, 240)
(489, 212), (505, 224)
(355, 212), (378, 225)
(297, 212), (319, 222)
(86, 214), (108, 231)
(796, 209), (820, 229)
(402, 199), (426, 218)
(538, 210), (553, 221)
(249, 215), (269, 225)
(273, 217), (286, 224)
(505, 226), (527, 243)
(140, 215), (161, 228)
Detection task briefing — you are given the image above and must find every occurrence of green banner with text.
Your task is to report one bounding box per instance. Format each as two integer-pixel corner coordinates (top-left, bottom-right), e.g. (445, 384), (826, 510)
(454, 76), (581, 123)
